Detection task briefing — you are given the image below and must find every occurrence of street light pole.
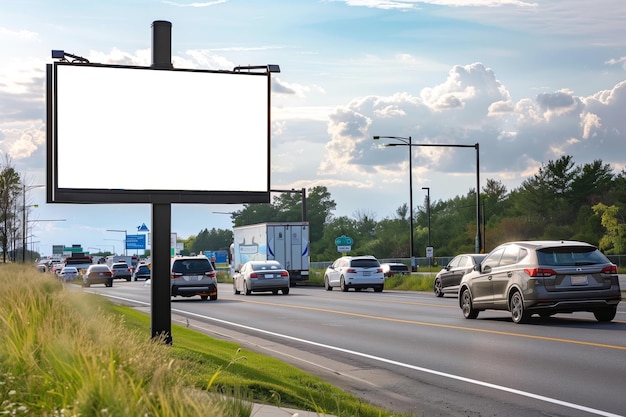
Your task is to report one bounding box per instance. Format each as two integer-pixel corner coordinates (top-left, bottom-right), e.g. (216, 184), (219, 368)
(107, 229), (128, 255)
(378, 140), (481, 254)
(422, 187), (431, 266)
(373, 136), (415, 270)
(22, 184), (44, 262)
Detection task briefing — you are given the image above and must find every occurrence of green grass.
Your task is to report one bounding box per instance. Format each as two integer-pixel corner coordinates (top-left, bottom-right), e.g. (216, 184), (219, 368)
(0, 265), (409, 417)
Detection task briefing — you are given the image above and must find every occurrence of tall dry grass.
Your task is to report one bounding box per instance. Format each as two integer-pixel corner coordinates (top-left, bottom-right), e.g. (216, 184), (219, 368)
(0, 264), (231, 416)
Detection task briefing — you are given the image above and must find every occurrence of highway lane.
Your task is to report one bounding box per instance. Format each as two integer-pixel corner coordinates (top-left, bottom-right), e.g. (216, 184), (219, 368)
(87, 281), (626, 417)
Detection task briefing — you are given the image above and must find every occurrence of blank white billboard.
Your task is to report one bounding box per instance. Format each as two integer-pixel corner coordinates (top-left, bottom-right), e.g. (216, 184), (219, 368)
(48, 63), (270, 204)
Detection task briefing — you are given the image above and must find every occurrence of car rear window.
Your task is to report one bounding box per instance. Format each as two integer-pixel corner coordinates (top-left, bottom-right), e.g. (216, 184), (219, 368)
(537, 247), (609, 266)
(172, 259), (214, 274)
(351, 258), (380, 268)
(252, 263), (282, 271)
(390, 264), (408, 272)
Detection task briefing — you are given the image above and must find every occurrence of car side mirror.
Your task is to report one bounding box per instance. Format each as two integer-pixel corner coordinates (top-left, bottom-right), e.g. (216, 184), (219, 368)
(473, 264), (481, 272)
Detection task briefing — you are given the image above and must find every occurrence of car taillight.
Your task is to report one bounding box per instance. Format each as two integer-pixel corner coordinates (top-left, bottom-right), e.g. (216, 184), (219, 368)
(250, 273), (259, 278)
(206, 271), (217, 278)
(524, 268), (556, 277)
(281, 271), (289, 277)
(602, 265), (618, 274)
(377, 268), (383, 273)
(171, 272), (183, 279)
(346, 268), (357, 273)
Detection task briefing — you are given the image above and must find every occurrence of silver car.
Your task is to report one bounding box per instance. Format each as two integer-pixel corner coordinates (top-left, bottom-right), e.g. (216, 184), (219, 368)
(233, 260), (290, 295)
(459, 240), (621, 323)
(324, 255), (385, 292)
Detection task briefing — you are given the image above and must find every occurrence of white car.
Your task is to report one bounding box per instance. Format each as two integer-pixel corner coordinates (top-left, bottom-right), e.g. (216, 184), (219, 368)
(58, 266), (79, 281)
(324, 255), (385, 292)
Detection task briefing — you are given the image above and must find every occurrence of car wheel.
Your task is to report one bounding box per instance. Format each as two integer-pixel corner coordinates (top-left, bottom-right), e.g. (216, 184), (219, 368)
(282, 287), (290, 295)
(434, 277), (444, 297)
(272, 290), (279, 295)
(210, 294), (218, 301)
(233, 284), (240, 295)
(374, 285), (384, 293)
(200, 295), (208, 301)
(244, 282), (251, 296)
(510, 291), (530, 324)
(324, 276), (332, 291)
(340, 276), (348, 292)
(460, 288), (478, 319)
(593, 307), (617, 322)
(126, 277), (131, 282)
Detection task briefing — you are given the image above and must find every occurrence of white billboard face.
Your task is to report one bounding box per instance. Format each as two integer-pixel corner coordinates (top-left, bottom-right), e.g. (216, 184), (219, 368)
(47, 63), (270, 204)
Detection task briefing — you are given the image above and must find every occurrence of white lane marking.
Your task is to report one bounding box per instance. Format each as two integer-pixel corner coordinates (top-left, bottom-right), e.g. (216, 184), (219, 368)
(99, 293), (624, 417)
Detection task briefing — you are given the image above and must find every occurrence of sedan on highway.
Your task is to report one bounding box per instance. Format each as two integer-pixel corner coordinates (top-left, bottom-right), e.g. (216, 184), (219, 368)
(459, 240), (622, 323)
(58, 266), (79, 281)
(434, 253), (486, 297)
(83, 264), (113, 288)
(324, 255), (385, 292)
(233, 260), (290, 295)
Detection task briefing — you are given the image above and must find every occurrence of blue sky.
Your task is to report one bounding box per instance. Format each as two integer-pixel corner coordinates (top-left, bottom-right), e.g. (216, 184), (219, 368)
(2, 0), (626, 257)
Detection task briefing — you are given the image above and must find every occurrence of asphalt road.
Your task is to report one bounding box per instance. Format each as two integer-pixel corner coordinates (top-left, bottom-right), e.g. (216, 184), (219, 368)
(88, 279), (626, 417)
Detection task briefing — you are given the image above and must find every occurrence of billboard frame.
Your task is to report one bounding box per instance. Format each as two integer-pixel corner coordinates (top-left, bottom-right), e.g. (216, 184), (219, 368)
(46, 62), (271, 205)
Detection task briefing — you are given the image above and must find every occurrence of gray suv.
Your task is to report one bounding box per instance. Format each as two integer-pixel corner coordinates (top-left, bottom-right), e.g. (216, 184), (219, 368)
(170, 256), (218, 301)
(111, 262), (132, 281)
(459, 240), (621, 323)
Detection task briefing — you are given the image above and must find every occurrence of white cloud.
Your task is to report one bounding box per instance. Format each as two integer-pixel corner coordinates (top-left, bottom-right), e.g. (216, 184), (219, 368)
(162, 0), (228, 7)
(336, 0), (537, 10)
(0, 27), (39, 41)
(321, 61), (626, 199)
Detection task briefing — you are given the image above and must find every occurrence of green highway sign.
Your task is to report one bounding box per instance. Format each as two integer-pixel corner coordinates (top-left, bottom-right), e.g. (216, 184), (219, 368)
(334, 235), (353, 246)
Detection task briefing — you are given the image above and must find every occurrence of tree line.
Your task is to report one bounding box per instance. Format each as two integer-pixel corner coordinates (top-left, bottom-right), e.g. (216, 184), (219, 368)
(0, 156), (31, 262)
(180, 155), (626, 261)
(5, 154), (623, 262)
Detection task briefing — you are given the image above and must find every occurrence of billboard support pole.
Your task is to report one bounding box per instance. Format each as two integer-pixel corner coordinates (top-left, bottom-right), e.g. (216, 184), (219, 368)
(150, 20), (173, 345)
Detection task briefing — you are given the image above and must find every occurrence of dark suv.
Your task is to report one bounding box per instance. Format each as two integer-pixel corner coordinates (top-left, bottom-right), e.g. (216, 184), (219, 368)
(459, 241), (621, 323)
(170, 256), (218, 301)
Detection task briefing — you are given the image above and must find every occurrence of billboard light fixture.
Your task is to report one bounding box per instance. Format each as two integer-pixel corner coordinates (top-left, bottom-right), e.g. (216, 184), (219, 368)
(51, 50), (89, 64)
(233, 64), (280, 73)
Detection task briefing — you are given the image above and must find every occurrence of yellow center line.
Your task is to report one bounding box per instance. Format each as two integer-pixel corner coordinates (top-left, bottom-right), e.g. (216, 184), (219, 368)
(226, 297), (626, 351)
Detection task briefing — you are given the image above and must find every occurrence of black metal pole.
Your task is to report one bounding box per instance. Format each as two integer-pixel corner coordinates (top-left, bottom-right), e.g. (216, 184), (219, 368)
(22, 185), (26, 262)
(475, 143), (481, 254)
(150, 20), (173, 345)
(408, 136), (415, 271)
(422, 187), (430, 266)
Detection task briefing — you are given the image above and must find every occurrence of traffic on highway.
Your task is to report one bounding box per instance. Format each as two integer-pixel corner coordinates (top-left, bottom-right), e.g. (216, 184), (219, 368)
(84, 278), (626, 417)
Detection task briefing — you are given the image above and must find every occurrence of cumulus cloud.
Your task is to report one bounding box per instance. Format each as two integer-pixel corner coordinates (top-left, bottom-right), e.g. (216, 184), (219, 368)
(162, 0), (228, 7)
(337, 0), (537, 11)
(321, 62), (626, 192)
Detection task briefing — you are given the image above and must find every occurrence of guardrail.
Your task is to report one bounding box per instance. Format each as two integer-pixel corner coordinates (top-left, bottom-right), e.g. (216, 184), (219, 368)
(311, 254), (626, 270)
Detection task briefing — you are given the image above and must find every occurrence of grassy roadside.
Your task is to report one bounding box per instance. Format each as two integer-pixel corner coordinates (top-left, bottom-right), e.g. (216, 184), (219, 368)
(0, 264), (407, 417)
